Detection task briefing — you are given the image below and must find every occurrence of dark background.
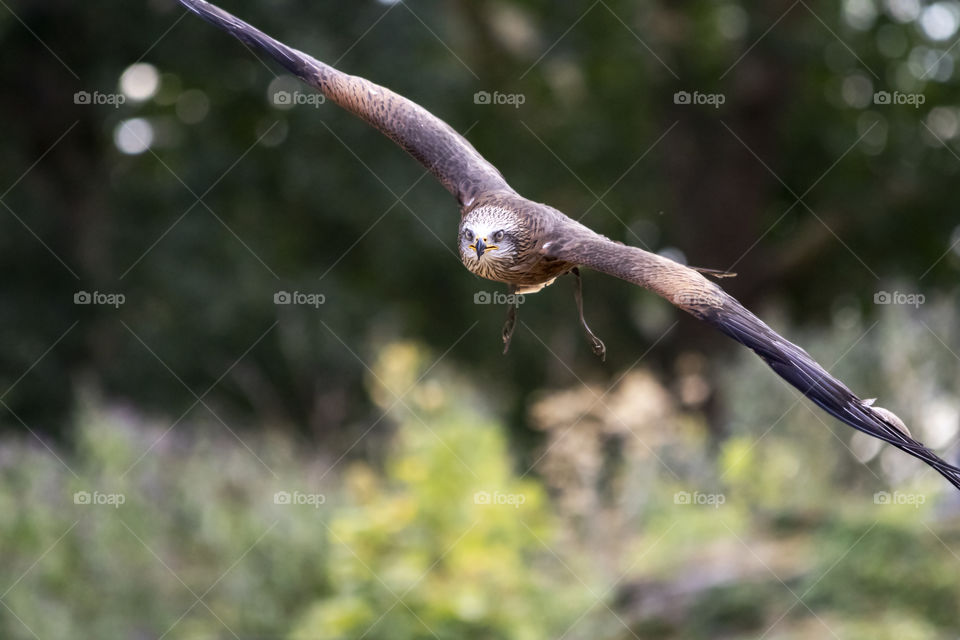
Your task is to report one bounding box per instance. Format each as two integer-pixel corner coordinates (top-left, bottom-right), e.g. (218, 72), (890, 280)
(5, 0), (958, 442)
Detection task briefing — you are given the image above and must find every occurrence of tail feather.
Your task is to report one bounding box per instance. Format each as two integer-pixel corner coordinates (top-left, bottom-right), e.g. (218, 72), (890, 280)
(703, 294), (960, 491)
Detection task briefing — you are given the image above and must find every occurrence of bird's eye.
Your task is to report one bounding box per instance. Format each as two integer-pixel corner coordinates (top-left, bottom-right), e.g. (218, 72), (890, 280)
(464, 229), (475, 242)
(493, 230), (505, 242)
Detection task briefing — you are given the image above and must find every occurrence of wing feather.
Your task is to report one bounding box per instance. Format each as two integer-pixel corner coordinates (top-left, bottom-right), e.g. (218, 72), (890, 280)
(544, 229), (960, 490)
(178, 0), (513, 207)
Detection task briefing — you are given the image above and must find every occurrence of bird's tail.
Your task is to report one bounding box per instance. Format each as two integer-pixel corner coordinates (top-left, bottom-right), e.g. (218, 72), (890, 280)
(701, 293), (960, 491)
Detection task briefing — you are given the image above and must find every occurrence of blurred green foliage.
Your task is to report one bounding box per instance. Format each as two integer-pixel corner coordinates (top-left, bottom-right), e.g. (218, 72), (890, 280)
(3, 337), (960, 639)
(1, 342), (597, 639)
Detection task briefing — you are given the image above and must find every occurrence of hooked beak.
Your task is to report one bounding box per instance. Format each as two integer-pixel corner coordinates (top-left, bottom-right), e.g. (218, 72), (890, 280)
(474, 238), (487, 259)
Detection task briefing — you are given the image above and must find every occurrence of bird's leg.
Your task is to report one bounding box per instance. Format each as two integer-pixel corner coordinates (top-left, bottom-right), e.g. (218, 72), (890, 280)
(572, 267), (606, 361)
(502, 285), (518, 355)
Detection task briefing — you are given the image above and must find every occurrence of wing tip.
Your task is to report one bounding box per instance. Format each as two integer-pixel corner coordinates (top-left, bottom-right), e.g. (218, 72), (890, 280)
(703, 292), (960, 492)
(177, 0), (312, 79)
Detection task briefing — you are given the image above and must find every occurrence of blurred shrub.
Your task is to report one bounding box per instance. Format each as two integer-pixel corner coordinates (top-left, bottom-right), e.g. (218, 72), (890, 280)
(0, 342), (597, 640)
(0, 400), (334, 639)
(290, 345), (599, 639)
(525, 301), (960, 638)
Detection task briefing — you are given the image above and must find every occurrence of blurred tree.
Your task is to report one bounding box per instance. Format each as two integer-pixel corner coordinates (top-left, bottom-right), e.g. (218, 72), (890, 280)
(1, 0), (958, 455)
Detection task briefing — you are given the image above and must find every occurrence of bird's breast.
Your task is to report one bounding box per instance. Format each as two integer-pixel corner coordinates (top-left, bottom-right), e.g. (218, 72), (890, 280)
(459, 246), (573, 288)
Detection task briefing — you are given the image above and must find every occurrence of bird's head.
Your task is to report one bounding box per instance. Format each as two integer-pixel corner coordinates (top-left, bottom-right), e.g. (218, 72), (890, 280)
(458, 206), (520, 268)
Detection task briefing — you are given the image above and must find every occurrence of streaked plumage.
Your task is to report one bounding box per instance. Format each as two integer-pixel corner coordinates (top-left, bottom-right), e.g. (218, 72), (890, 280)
(177, 0), (960, 492)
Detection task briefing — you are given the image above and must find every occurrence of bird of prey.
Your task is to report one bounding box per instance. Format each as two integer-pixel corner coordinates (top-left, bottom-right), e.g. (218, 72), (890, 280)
(177, 0), (960, 491)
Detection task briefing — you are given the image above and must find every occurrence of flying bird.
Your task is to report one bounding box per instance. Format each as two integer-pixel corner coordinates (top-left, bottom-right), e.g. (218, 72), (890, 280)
(176, 0), (960, 492)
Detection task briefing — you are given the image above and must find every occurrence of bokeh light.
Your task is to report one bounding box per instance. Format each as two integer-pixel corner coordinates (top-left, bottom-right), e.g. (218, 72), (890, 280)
(113, 117), (154, 155)
(919, 2), (960, 41)
(119, 62), (160, 102)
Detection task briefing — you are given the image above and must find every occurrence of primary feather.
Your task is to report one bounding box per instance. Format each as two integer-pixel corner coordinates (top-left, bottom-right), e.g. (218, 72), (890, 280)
(178, 0), (513, 207)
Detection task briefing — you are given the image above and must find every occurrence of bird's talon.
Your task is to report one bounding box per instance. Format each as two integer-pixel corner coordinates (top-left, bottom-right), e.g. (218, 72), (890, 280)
(591, 338), (606, 361)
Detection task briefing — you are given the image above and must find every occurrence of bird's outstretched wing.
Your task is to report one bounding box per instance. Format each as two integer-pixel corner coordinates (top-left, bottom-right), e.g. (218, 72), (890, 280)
(543, 227), (960, 490)
(177, 0), (514, 208)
